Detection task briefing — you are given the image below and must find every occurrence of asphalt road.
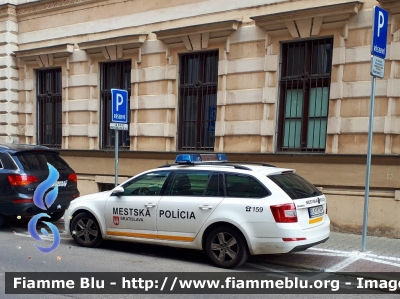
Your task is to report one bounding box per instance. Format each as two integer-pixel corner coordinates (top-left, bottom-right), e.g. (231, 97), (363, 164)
(0, 218), (397, 299)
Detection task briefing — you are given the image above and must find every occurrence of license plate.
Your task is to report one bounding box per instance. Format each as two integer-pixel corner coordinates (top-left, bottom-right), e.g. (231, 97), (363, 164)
(308, 205), (324, 218)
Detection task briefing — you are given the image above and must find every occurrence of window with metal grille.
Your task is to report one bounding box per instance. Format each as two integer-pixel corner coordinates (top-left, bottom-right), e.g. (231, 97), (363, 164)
(278, 38), (333, 152)
(37, 68), (62, 148)
(178, 51), (218, 151)
(100, 61), (131, 149)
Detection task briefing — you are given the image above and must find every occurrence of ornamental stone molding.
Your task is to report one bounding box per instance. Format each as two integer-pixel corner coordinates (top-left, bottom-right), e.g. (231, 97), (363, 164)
(78, 34), (147, 60)
(251, 1), (363, 38)
(154, 20), (241, 51)
(0, 4), (17, 17)
(377, 0), (400, 16)
(14, 43), (74, 66)
(0, 0), (105, 17)
(0, 5), (16, 15)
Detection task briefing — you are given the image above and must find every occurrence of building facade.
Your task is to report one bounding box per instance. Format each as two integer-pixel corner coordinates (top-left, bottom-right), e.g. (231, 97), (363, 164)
(1, 0), (400, 236)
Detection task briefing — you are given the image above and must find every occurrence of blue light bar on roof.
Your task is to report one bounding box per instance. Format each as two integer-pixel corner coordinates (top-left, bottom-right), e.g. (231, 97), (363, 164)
(175, 153), (228, 164)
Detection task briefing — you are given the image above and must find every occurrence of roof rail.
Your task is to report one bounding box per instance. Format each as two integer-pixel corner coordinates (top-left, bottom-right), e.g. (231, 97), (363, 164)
(157, 164), (177, 168)
(157, 162), (252, 171)
(231, 161), (276, 167)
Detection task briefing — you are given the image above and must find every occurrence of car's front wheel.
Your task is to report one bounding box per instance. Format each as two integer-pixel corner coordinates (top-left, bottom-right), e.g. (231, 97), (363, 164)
(205, 226), (249, 269)
(70, 212), (103, 247)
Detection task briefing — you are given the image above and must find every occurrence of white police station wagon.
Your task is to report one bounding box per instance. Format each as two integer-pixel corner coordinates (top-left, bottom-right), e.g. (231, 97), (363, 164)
(65, 154), (329, 268)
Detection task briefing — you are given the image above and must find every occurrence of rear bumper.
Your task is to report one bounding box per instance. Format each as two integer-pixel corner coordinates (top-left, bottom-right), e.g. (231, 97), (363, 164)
(0, 197), (73, 216)
(289, 237), (329, 253)
(248, 220), (330, 255)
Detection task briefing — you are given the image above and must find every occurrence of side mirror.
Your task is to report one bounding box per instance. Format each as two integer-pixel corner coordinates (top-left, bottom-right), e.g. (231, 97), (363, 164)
(111, 186), (124, 196)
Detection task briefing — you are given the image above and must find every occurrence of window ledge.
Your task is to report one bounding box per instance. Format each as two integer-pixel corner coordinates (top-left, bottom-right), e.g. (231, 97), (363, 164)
(153, 20), (241, 51)
(14, 43), (74, 67)
(377, 0), (400, 14)
(78, 34), (147, 60)
(251, 1), (363, 38)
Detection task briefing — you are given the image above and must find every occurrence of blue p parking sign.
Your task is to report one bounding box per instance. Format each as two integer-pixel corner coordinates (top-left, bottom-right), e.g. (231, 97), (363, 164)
(111, 89), (128, 124)
(371, 6), (389, 59)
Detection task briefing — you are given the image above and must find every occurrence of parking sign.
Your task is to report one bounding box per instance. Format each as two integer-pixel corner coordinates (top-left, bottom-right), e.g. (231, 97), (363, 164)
(111, 89), (128, 123)
(371, 6), (389, 59)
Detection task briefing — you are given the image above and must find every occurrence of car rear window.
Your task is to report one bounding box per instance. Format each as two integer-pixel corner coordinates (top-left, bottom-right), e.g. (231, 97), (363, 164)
(268, 173), (322, 200)
(14, 153), (70, 171)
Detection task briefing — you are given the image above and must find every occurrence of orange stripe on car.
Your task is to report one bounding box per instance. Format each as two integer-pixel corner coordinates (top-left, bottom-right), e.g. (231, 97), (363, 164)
(107, 231), (194, 242)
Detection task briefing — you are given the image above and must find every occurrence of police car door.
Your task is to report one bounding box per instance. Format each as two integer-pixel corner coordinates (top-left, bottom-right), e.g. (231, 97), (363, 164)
(104, 171), (171, 239)
(157, 171), (224, 242)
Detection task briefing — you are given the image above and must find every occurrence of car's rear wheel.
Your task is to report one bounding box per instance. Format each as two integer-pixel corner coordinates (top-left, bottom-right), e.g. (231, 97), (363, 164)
(48, 211), (65, 222)
(71, 212), (103, 247)
(205, 226), (248, 269)
(0, 215), (4, 228)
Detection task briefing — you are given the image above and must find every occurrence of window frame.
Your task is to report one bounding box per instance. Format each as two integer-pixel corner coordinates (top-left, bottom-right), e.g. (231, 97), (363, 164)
(277, 37), (333, 153)
(36, 68), (63, 149)
(100, 60), (132, 149)
(178, 50), (219, 151)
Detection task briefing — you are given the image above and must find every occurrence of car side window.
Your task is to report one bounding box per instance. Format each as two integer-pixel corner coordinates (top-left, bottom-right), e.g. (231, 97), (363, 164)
(0, 153), (16, 170)
(225, 173), (270, 198)
(169, 171), (212, 196)
(121, 171), (171, 196)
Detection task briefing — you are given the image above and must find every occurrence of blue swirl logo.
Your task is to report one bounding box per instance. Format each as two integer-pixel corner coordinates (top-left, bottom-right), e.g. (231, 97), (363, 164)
(27, 163), (61, 253)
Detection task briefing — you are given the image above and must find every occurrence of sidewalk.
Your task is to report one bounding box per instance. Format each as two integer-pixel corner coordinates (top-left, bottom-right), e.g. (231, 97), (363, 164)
(254, 231), (400, 278)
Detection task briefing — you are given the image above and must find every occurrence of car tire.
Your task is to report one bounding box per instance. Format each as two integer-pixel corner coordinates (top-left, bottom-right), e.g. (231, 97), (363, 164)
(205, 226), (249, 269)
(48, 211), (65, 222)
(70, 212), (103, 248)
(0, 215), (4, 228)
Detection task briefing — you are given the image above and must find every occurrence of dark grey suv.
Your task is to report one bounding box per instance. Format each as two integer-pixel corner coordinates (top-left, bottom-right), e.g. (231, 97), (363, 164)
(0, 143), (79, 227)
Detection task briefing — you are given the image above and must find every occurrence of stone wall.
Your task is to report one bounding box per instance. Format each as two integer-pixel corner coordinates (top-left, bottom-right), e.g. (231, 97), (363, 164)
(1, 0), (400, 236)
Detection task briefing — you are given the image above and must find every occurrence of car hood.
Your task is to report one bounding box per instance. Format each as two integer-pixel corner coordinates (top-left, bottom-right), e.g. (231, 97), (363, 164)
(70, 190), (111, 204)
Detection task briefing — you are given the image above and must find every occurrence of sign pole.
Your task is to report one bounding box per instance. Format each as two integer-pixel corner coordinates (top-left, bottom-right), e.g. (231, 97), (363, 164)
(115, 130), (119, 187)
(362, 6), (388, 252)
(110, 88), (128, 188)
(361, 76), (376, 252)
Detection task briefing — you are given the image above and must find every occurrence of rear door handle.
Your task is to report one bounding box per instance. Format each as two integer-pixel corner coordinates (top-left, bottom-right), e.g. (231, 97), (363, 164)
(199, 205), (213, 210)
(145, 203), (157, 208)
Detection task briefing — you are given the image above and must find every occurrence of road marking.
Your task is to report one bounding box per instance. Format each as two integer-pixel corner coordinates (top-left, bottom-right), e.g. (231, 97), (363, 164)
(247, 263), (284, 272)
(324, 256), (360, 272)
(361, 256), (400, 268)
(13, 232), (71, 240)
(307, 247), (400, 270)
(310, 247), (400, 262)
(296, 251), (349, 258)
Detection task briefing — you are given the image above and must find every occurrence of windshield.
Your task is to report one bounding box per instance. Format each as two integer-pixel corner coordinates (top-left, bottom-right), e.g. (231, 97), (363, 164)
(268, 173), (322, 199)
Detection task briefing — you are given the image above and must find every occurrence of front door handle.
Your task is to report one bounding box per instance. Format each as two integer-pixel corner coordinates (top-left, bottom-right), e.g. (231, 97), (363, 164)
(199, 205), (213, 210)
(145, 203), (157, 208)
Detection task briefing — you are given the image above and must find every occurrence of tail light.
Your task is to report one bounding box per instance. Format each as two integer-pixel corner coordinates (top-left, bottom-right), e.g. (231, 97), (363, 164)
(8, 174), (39, 186)
(12, 199), (34, 203)
(68, 173), (77, 182)
(270, 203), (297, 223)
